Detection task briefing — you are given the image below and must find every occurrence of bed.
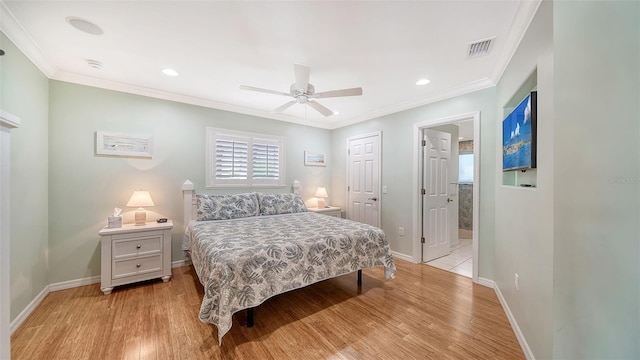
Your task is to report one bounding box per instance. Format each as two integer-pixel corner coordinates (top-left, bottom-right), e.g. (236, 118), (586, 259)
(181, 180), (396, 343)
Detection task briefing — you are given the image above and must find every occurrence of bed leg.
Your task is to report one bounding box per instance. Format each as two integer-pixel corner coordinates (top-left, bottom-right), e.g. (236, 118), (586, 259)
(357, 269), (362, 286)
(247, 308), (254, 328)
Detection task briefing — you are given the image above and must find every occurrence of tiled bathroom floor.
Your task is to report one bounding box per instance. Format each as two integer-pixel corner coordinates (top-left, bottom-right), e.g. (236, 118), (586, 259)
(425, 237), (473, 278)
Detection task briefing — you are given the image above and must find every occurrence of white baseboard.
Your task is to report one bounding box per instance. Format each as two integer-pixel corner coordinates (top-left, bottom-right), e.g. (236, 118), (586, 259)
(49, 275), (100, 292)
(172, 259), (191, 268)
(477, 277), (495, 288)
(12, 261), (191, 335)
(391, 251), (415, 263)
(493, 282), (535, 360)
(10, 285), (49, 335)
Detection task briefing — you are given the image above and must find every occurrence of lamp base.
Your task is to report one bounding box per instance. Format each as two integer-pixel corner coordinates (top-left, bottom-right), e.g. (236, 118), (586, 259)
(134, 208), (147, 226)
(317, 198), (326, 209)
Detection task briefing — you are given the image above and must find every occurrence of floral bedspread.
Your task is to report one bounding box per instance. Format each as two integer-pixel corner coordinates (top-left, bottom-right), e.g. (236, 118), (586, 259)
(183, 212), (396, 343)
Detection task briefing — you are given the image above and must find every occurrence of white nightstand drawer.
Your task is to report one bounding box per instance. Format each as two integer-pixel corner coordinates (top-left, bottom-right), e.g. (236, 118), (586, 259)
(113, 255), (162, 279)
(113, 235), (162, 258)
(308, 206), (342, 218)
(99, 221), (173, 294)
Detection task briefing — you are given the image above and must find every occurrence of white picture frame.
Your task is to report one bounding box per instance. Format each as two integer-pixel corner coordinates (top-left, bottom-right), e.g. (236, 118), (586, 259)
(304, 151), (326, 167)
(96, 131), (153, 158)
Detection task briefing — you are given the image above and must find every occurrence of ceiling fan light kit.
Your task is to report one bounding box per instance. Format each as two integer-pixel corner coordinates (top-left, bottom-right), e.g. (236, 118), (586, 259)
(240, 64), (363, 117)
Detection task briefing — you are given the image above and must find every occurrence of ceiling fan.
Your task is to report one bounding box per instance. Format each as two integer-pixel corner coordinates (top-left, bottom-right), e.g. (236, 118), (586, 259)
(240, 64), (363, 117)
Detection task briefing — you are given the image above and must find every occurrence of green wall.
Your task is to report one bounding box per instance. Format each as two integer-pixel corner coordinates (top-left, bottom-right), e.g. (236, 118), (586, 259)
(48, 81), (332, 283)
(5, 3), (640, 357)
(0, 33), (50, 321)
(494, 1), (640, 358)
(330, 87), (497, 278)
(494, 2), (554, 358)
(552, 1), (640, 358)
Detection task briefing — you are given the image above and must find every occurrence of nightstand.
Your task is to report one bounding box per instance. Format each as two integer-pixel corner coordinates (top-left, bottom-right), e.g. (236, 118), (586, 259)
(308, 206), (342, 218)
(99, 221), (173, 295)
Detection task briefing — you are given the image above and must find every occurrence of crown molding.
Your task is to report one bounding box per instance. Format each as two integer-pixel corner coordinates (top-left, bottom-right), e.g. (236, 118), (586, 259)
(489, 0), (543, 84)
(0, 109), (20, 128)
(0, 0), (534, 131)
(0, 1), (57, 77)
(329, 77), (496, 130)
(54, 70), (496, 131)
(51, 70), (335, 130)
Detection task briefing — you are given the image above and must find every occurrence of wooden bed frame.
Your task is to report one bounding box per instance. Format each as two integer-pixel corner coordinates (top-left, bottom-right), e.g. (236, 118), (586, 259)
(180, 180), (362, 328)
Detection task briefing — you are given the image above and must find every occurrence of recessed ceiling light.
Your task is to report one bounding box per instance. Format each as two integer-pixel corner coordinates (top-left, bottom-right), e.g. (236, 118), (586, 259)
(161, 68), (179, 77)
(66, 17), (103, 35)
(416, 79), (431, 86)
(333, 111), (340, 115)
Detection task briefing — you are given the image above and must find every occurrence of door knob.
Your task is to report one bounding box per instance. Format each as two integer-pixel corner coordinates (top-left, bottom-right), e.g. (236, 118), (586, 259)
(447, 198), (453, 203)
(368, 197), (378, 201)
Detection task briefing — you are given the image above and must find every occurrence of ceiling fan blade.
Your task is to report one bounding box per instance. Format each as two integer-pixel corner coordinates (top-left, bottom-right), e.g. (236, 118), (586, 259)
(293, 64), (310, 92)
(272, 100), (298, 113)
(307, 100), (334, 117)
(312, 87), (363, 99)
(239, 85), (290, 97)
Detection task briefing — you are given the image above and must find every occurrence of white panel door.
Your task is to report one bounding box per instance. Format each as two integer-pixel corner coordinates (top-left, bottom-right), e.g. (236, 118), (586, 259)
(1, 112), (20, 360)
(347, 133), (380, 227)
(422, 129), (452, 262)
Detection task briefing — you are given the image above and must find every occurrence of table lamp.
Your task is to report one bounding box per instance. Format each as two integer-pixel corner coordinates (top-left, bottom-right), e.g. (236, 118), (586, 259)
(127, 190), (155, 225)
(315, 187), (328, 208)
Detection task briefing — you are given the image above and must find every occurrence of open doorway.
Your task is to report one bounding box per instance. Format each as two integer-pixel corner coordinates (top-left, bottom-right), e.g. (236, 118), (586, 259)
(424, 121), (474, 277)
(412, 112), (479, 282)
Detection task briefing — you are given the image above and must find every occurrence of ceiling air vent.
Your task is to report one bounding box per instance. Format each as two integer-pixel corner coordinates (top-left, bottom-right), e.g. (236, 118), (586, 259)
(468, 37), (495, 58)
(87, 59), (103, 69)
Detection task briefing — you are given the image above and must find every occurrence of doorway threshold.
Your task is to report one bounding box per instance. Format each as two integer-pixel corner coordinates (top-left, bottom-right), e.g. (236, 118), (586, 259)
(425, 238), (472, 278)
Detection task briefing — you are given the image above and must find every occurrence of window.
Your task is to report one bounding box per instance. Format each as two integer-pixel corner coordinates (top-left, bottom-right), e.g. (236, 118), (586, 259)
(206, 127), (285, 188)
(459, 153), (474, 183)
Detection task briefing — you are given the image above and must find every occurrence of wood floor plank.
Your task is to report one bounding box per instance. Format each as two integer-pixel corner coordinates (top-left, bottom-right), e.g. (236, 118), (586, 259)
(11, 259), (524, 359)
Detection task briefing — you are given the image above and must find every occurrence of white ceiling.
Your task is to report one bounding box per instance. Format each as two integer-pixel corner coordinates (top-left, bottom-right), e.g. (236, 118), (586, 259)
(1, 1), (540, 129)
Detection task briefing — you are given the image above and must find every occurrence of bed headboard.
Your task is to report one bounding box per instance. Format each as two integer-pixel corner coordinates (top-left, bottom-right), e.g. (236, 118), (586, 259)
(181, 179), (302, 229)
(181, 180), (197, 228)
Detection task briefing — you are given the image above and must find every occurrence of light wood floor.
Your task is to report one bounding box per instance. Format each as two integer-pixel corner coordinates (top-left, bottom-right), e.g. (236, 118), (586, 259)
(11, 259), (524, 359)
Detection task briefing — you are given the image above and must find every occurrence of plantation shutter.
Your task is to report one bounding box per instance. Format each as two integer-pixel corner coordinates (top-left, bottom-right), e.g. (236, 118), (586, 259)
(206, 128), (285, 188)
(252, 142), (280, 180)
(215, 139), (248, 180)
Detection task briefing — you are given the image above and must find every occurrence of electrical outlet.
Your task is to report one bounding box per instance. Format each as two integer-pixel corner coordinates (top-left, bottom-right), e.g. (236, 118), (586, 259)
(515, 273), (520, 291)
(398, 227), (404, 236)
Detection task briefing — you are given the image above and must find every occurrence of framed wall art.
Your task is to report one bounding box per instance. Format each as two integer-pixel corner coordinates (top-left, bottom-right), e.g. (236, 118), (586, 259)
(96, 131), (153, 158)
(304, 151), (326, 167)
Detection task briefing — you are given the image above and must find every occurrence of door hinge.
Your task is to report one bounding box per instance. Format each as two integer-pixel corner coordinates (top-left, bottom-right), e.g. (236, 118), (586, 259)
(348, 149), (350, 155)
(421, 237), (425, 244)
(421, 188), (426, 195)
(421, 139), (426, 146)
(348, 186), (350, 191)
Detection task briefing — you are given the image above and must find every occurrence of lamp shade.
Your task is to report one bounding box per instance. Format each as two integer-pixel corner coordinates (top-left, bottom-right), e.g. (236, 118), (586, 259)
(126, 190), (155, 207)
(315, 187), (328, 198)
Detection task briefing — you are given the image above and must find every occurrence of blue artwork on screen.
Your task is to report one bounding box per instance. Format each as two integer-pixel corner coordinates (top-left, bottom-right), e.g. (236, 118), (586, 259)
(502, 92), (537, 171)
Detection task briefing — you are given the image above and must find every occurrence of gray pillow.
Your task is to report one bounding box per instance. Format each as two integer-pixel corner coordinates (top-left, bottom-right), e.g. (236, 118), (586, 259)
(196, 193), (259, 221)
(257, 193), (307, 215)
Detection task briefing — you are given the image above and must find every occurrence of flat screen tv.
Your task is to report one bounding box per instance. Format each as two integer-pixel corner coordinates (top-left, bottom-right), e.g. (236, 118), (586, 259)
(502, 91), (537, 171)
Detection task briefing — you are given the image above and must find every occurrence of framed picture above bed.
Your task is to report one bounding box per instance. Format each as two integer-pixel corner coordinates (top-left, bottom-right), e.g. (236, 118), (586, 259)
(304, 151), (326, 167)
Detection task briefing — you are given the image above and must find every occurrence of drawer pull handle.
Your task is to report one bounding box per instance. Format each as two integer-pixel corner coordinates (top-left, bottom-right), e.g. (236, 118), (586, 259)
(136, 245), (141, 249)
(136, 264), (141, 268)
